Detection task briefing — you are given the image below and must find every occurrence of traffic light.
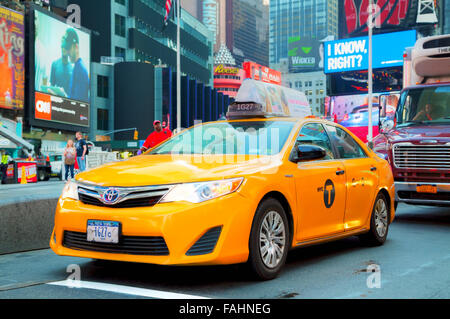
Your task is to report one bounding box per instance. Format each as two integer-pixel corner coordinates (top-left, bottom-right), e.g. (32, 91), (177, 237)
(134, 130), (138, 140)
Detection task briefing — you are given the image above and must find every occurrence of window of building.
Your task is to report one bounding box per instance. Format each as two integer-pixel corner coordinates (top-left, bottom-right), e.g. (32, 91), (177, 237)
(97, 109), (109, 131)
(97, 75), (109, 98)
(115, 0), (125, 5)
(115, 14), (126, 37)
(115, 46), (126, 59)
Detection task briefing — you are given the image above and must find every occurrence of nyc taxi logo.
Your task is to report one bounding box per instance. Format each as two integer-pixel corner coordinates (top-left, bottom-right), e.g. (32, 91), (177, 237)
(317, 179), (335, 208)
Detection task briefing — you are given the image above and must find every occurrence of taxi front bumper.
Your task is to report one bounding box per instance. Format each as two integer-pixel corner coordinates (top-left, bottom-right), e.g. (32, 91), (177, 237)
(50, 192), (255, 265)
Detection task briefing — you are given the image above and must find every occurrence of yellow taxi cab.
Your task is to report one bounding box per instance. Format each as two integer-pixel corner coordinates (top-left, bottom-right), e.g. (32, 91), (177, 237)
(50, 80), (395, 280)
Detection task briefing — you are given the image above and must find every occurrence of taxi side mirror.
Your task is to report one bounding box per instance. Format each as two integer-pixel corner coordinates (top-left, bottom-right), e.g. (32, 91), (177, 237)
(296, 144), (327, 162)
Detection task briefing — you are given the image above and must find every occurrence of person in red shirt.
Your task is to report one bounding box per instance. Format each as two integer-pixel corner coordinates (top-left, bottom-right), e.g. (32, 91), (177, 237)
(139, 120), (172, 153)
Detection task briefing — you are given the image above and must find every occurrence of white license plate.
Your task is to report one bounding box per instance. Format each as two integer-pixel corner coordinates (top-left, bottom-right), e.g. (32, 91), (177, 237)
(87, 220), (119, 244)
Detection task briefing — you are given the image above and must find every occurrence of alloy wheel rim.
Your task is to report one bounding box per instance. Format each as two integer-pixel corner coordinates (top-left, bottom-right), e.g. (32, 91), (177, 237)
(374, 198), (388, 237)
(259, 210), (286, 269)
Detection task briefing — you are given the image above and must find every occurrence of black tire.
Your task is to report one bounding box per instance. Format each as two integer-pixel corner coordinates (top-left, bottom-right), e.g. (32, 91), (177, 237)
(38, 169), (46, 181)
(247, 198), (290, 280)
(359, 192), (390, 246)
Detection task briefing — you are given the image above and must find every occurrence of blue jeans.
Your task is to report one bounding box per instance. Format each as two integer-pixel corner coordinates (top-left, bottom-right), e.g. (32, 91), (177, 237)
(65, 164), (74, 180)
(77, 156), (86, 172)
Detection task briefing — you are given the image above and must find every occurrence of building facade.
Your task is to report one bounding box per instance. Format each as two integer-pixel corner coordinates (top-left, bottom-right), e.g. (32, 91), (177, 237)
(269, 0), (338, 65)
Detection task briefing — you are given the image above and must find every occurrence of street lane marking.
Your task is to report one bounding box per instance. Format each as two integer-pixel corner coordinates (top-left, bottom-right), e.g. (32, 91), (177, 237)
(48, 280), (210, 299)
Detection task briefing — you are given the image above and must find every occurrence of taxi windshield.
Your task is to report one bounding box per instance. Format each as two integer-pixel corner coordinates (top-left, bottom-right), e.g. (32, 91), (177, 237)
(148, 121), (295, 156)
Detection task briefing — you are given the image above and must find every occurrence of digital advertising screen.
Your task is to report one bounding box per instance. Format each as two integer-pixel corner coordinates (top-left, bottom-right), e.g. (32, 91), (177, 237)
(0, 5), (25, 111)
(288, 37), (323, 72)
(33, 9), (90, 127)
(324, 30), (416, 74)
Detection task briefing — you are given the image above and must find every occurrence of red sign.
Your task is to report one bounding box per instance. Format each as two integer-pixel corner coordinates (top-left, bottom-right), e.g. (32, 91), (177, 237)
(35, 91), (52, 121)
(16, 162), (37, 183)
(243, 61), (282, 85)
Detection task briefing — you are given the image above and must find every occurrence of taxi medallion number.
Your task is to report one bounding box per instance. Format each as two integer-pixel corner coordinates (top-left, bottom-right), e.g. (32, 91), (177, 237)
(416, 185), (437, 194)
(87, 220), (119, 244)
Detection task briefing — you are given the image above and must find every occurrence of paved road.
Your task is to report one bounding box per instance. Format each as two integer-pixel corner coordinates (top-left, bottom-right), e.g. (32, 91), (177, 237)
(0, 203), (449, 299)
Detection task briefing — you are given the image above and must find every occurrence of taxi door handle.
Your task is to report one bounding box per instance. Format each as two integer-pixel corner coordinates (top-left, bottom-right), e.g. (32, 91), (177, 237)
(370, 166), (377, 171)
(336, 170), (345, 175)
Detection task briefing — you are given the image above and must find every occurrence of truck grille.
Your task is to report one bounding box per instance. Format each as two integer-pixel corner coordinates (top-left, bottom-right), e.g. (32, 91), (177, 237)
(393, 144), (450, 170)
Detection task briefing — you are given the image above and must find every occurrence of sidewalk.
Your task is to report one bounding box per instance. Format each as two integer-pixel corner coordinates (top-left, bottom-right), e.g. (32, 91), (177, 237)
(0, 180), (65, 206)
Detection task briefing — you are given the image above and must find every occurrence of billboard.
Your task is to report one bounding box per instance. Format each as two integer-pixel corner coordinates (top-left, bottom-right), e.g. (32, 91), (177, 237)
(243, 61), (282, 85)
(288, 37), (323, 72)
(0, 6), (24, 110)
(33, 9), (90, 127)
(340, 0), (441, 38)
(324, 30), (416, 74)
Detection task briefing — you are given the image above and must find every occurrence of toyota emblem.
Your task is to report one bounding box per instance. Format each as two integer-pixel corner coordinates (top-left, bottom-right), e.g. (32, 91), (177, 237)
(102, 188), (120, 204)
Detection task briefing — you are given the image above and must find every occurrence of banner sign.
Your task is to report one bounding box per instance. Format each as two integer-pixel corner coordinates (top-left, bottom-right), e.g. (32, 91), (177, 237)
(324, 30), (416, 73)
(35, 91), (89, 127)
(288, 37), (323, 72)
(0, 5), (25, 110)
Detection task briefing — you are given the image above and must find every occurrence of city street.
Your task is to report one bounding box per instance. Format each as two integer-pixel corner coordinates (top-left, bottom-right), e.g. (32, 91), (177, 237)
(0, 203), (449, 299)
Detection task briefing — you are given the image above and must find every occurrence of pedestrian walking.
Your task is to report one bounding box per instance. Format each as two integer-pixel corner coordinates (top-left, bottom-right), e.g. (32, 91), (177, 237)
(75, 131), (87, 172)
(63, 139), (76, 180)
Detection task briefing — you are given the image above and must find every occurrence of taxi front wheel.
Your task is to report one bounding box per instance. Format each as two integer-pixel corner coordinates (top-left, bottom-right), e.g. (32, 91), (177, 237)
(359, 192), (390, 246)
(248, 198), (289, 280)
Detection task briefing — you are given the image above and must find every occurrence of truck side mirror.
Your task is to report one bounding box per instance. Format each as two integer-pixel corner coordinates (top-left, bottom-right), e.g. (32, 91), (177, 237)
(381, 119), (395, 133)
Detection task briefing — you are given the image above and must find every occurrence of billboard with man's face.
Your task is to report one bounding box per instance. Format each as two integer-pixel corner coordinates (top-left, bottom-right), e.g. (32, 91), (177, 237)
(33, 9), (90, 127)
(0, 6), (24, 111)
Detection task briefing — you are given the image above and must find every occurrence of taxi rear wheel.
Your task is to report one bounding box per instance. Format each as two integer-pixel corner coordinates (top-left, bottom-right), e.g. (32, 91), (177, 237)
(359, 192), (390, 246)
(248, 198), (289, 280)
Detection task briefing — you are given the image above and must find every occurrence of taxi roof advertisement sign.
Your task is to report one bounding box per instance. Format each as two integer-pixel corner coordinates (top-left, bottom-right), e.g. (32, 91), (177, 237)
(234, 79), (311, 118)
(324, 30), (416, 74)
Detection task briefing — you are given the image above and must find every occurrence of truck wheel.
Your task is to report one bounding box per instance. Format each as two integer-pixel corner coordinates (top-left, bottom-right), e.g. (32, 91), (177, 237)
(248, 198), (289, 280)
(359, 192), (390, 246)
(38, 169), (46, 181)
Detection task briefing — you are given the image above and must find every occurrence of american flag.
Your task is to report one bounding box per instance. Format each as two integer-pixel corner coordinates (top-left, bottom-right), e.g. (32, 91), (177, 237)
(164, 0), (174, 25)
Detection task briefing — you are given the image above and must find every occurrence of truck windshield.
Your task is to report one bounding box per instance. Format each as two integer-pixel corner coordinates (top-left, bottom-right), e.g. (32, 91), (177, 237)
(396, 85), (450, 126)
(148, 121), (295, 156)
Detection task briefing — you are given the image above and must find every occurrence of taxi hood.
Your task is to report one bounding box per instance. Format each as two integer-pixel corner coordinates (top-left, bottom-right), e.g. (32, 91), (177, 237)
(75, 154), (282, 187)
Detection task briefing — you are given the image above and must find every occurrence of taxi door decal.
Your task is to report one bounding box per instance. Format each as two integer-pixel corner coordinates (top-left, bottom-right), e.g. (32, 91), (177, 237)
(323, 179), (335, 208)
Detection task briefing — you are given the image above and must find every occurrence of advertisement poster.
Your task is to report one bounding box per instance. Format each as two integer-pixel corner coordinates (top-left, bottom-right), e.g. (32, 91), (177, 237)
(16, 161), (37, 183)
(341, 0), (412, 37)
(34, 10), (90, 104)
(324, 30), (416, 74)
(288, 37), (323, 72)
(0, 5), (24, 110)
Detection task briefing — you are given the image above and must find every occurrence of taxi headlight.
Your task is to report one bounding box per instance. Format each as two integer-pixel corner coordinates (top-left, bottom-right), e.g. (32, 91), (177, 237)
(61, 180), (79, 200)
(160, 178), (244, 203)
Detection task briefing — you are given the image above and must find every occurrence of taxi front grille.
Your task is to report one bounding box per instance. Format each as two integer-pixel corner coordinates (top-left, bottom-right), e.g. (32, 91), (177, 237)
(63, 231), (169, 255)
(393, 144), (450, 170)
(79, 193), (162, 208)
(77, 184), (171, 208)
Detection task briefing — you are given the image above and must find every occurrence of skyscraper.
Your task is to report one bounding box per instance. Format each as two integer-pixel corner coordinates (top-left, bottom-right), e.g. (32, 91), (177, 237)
(269, 0), (338, 65)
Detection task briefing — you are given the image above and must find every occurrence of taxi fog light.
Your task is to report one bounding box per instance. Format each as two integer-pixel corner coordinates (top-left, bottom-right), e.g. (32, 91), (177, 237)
(61, 180), (79, 200)
(160, 178), (244, 203)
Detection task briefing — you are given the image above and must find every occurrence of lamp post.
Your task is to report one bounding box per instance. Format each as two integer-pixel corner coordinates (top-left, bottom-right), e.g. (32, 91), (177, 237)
(367, 0), (374, 149)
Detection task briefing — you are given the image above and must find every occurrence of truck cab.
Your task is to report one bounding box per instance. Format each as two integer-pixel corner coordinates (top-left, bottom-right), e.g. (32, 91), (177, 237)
(374, 35), (450, 207)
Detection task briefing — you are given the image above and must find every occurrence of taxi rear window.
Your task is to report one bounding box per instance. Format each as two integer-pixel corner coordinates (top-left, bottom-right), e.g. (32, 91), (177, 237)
(149, 121), (295, 156)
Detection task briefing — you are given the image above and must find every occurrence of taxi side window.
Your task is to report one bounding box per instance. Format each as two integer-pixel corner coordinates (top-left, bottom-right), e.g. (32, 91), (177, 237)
(296, 123), (334, 160)
(325, 125), (367, 159)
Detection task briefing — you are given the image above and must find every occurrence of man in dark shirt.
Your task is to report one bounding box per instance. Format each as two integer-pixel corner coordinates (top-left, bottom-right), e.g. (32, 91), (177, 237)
(64, 28), (89, 102)
(50, 35), (73, 96)
(75, 131), (87, 172)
